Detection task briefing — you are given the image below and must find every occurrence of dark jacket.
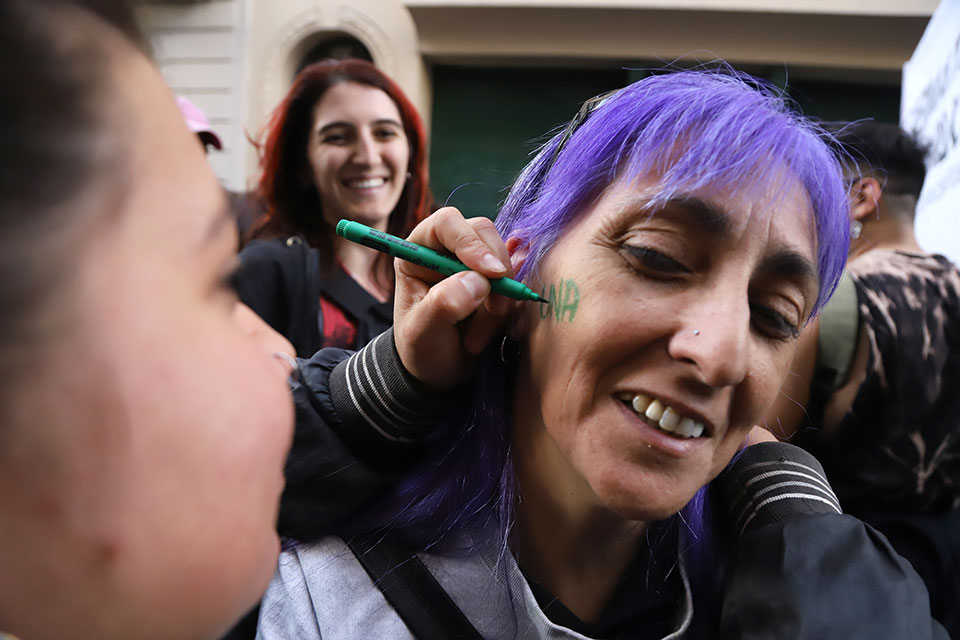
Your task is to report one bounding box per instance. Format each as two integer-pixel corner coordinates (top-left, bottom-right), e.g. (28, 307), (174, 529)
(235, 237), (392, 357)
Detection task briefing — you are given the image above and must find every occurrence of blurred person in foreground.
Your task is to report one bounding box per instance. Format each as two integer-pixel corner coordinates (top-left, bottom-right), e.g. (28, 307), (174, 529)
(0, 1), (297, 638)
(767, 121), (960, 636)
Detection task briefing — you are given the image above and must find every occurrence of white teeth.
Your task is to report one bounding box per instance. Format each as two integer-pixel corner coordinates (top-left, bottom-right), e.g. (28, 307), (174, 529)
(644, 399), (665, 421)
(675, 417), (696, 438)
(688, 419), (705, 438)
(659, 407), (681, 432)
(347, 177), (386, 189)
(631, 393), (652, 414)
(622, 393), (705, 439)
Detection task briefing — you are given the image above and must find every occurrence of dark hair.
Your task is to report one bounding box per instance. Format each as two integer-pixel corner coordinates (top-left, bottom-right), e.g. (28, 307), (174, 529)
(249, 59), (433, 290)
(0, 0), (142, 410)
(835, 121), (928, 200)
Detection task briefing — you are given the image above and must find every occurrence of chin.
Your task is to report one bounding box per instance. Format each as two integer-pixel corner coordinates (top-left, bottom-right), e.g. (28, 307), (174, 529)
(229, 527), (282, 600)
(349, 209), (393, 226)
(593, 473), (703, 523)
(258, 530), (282, 579)
(607, 499), (687, 523)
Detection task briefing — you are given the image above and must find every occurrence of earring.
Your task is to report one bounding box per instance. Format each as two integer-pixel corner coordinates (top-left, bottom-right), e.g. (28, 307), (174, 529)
(851, 220), (862, 240)
(406, 171), (412, 180)
(500, 336), (520, 365)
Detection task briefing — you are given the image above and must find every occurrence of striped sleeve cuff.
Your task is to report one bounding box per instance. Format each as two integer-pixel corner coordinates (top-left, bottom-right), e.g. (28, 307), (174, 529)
(328, 328), (452, 449)
(717, 442), (843, 537)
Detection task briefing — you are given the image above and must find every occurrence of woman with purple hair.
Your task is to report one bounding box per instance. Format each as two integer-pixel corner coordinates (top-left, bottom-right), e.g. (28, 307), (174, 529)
(257, 70), (947, 638)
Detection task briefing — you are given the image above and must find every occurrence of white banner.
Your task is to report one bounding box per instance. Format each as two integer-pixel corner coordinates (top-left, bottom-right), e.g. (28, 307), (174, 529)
(901, 0), (960, 265)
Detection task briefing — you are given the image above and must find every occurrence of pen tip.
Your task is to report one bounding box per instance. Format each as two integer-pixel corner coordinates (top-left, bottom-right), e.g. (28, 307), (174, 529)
(538, 297), (550, 304)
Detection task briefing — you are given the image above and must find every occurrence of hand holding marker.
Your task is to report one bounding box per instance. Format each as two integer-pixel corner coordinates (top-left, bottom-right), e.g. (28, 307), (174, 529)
(336, 219), (548, 304)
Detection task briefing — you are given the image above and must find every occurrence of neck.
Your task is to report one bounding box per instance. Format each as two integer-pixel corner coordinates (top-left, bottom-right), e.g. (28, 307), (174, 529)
(335, 236), (390, 302)
(850, 217), (923, 260)
(510, 377), (646, 623)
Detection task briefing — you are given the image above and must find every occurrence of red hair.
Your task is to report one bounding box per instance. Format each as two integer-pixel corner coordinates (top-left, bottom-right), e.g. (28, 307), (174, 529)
(248, 59), (433, 290)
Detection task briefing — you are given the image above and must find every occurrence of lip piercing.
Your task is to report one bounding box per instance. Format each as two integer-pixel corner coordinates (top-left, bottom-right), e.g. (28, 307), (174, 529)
(273, 351), (301, 382)
(692, 329), (700, 336)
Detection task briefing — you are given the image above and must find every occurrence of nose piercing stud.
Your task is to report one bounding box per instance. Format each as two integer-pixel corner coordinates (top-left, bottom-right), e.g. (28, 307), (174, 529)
(692, 329), (700, 336)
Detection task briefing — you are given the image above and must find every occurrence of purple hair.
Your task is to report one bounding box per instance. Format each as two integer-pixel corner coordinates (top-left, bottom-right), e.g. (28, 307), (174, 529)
(500, 70), (849, 316)
(343, 68), (850, 630)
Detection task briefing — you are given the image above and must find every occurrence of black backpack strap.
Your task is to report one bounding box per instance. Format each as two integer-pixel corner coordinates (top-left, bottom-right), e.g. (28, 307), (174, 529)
(279, 236), (322, 356)
(346, 533), (484, 640)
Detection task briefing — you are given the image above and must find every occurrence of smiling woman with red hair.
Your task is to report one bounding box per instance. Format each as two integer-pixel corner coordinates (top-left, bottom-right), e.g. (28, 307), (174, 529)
(236, 59), (434, 355)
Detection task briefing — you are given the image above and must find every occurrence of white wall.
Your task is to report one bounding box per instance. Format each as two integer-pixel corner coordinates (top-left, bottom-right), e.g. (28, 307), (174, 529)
(137, 0), (251, 191)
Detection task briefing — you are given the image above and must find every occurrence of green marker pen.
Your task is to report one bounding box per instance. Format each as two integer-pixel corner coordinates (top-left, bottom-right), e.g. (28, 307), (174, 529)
(336, 219), (547, 303)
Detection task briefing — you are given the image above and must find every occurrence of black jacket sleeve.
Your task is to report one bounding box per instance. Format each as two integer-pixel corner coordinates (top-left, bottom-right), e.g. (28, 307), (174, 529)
(717, 443), (948, 639)
(278, 329), (455, 541)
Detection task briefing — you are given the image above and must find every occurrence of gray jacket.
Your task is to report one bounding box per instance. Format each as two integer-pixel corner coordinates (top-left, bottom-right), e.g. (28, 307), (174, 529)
(257, 531), (691, 640)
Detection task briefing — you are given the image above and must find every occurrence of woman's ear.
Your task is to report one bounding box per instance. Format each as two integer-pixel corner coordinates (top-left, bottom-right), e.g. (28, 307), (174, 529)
(850, 176), (883, 222)
(504, 236), (536, 339)
(505, 236), (528, 275)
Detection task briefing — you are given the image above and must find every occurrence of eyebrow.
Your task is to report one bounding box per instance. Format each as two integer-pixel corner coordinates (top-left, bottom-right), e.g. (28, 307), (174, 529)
(760, 250), (821, 292)
(662, 194), (820, 289)
(317, 118), (403, 134)
(663, 195), (731, 236)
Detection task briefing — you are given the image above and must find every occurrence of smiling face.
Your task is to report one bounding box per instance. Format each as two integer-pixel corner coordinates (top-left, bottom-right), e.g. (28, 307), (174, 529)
(307, 81), (410, 231)
(513, 174), (818, 522)
(0, 34), (294, 640)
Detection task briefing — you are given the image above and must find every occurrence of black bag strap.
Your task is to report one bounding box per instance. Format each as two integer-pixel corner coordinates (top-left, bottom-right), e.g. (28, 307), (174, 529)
(281, 236), (322, 356)
(346, 533), (484, 640)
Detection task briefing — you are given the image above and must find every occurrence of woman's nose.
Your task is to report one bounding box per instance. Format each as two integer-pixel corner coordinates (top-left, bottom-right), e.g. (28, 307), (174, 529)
(667, 296), (750, 388)
(350, 131), (379, 166)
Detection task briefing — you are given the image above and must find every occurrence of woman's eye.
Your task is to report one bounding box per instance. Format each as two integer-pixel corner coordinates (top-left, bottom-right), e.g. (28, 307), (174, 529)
(622, 245), (691, 274)
(750, 303), (800, 340)
(321, 132), (347, 144)
(374, 128), (399, 140)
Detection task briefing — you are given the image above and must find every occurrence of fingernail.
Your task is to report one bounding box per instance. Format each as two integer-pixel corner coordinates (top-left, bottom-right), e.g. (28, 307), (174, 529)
(458, 271), (487, 299)
(481, 253), (505, 273)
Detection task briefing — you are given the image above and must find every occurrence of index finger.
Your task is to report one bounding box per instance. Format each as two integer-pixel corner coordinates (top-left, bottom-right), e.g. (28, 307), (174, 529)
(467, 215), (514, 280)
(406, 207), (508, 279)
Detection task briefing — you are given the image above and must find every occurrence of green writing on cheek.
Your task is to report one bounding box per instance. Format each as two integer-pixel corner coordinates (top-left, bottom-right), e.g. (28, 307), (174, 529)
(539, 279), (581, 323)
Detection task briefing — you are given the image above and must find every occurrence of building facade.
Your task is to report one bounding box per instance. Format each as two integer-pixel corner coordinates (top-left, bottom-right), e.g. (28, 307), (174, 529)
(138, 0), (935, 215)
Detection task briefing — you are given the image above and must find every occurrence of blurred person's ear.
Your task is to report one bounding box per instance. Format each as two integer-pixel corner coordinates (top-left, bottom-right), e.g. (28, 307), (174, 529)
(850, 176), (882, 222)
